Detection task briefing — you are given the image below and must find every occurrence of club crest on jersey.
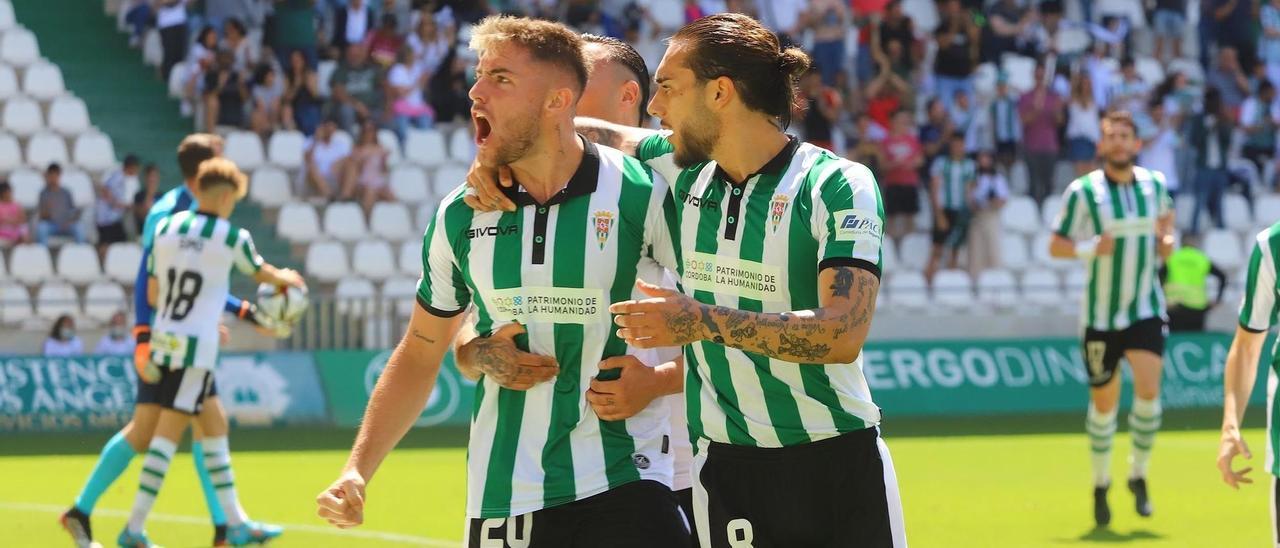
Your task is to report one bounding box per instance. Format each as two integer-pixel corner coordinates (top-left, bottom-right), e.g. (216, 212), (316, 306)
(769, 194), (789, 232)
(592, 211), (614, 249)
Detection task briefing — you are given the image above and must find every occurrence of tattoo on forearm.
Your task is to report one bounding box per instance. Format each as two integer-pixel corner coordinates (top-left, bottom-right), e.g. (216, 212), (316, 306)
(579, 125), (622, 148)
(663, 299), (701, 343)
(776, 332), (832, 361)
(698, 305), (724, 344)
(411, 330), (437, 344)
(830, 267), (854, 298)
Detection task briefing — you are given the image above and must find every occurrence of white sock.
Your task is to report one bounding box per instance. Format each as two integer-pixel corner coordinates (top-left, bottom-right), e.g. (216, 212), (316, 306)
(1129, 397), (1163, 480)
(1087, 403), (1118, 488)
(127, 436), (177, 533)
(202, 436), (246, 527)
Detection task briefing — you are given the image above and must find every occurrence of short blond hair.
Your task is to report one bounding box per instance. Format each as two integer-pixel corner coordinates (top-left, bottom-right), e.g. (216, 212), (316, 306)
(195, 158), (247, 200)
(469, 16), (589, 93)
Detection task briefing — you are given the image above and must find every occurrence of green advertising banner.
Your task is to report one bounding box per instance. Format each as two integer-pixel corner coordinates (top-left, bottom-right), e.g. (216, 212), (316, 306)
(313, 350), (477, 428)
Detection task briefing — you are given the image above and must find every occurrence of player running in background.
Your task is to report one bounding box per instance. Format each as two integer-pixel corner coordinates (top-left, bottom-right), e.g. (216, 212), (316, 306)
(316, 17), (689, 547)
(61, 135), (282, 547)
(469, 13), (905, 546)
(118, 159), (305, 547)
(1218, 220), (1280, 546)
(457, 33), (700, 542)
(1049, 110), (1175, 527)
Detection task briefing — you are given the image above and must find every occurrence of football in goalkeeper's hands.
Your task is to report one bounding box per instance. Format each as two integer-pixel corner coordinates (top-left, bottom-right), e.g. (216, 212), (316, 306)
(256, 283), (308, 333)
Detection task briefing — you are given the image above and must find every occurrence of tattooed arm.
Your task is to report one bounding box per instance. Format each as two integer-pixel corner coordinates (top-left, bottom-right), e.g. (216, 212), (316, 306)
(454, 322), (559, 390)
(611, 266), (879, 364)
(574, 116), (658, 155)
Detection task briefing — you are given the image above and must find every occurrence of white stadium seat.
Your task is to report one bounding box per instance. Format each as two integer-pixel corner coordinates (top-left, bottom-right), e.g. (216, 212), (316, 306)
(1001, 196), (1041, 234)
(22, 62), (65, 102)
(276, 202), (321, 242)
(976, 269), (1018, 309)
(1204, 229), (1245, 271)
(389, 165), (430, 205)
(1021, 268), (1063, 309)
(1, 28), (39, 67)
(399, 239), (422, 275)
(381, 276), (419, 317)
(1167, 58), (1204, 85)
(879, 238), (898, 273)
(267, 130), (306, 170)
(1040, 195), (1062, 229)
(1222, 194), (1253, 233)
(322, 202), (368, 241)
(378, 129), (403, 166)
(1255, 195), (1280, 233)
(887, 271), (929, 311)
(305, 241), (350, 283)
(898, 233), (931, 272)
(1174, 193), (1197, 231)
(1063, 269), (1087, 305)
(370, 202), (414, 241)
(335, 277), (377, 316)
(0, 65), (17, 101)
(142, 28), (162, 67)
(404, 128), (448, 168)
(417, 202), (435, 233)
(0, 132), (20, 173)
(249, 166), (292, 208)
(8, 167), (40, 208)
(0, 282), (33, 325)
(47, 96), (90, 136)
(55, 243), (101, 285)
(25, 131), (68, 168)
(331, 129), (354, 152)
(73, 132), (117, 173)
(223, 131), (265, 171)
(901, 0), (939, 33)
(167, 62), (188, 98)
(315, 60), (337, 98)
(1031, 233), (1075, 271)
(432, 164), (468, 198)
(1001, 233), (1031, 271)
(104, 242), (142, 284)
(84, 282), (127, 323)
(0, 1), (14, 31)
(352, 240), (398, 281)
(36, 281), (79, 320)
(932, 269), (974, 310)
(3, 95), (42, 137)
(1134, 56), (1165, 87)
(60, 170), (95, 208)
(448, 126), (475, 164)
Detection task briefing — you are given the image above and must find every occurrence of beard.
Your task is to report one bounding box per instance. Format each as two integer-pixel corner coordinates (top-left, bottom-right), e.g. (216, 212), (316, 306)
(479, 108), (539, 167)
(1105, 153), (1135, 172)
(672, 103), (720, 168)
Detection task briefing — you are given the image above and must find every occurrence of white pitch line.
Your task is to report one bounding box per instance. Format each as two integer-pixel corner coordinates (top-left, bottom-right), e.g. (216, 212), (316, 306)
(0, 501), (457, 547)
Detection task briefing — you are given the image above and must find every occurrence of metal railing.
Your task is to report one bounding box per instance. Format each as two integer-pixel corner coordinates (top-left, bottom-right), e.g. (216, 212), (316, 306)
(283, 296), (415, 350)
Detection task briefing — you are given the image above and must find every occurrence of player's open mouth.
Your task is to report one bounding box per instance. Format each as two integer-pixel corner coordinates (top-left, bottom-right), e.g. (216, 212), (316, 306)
(473, 112), (492, 146)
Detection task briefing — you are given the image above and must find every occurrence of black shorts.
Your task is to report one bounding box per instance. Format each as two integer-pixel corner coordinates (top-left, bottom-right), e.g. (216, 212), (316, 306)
(464, 480), (690, 548)
(931, 208), (970, 248)
(995, 140), (1017, 159)
(693, 428), (905, 548)
(153, 367), (214, 415)
(675, 487), (698, 548)
(137, 373), (216, 404)
(882, 185), (920, 216)
(1082, 317), (1167, 387)
(97, 222), (127, 245)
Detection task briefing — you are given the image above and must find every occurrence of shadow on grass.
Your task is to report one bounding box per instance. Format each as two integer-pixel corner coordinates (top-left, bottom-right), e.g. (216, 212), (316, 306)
(1052, 527), (1164, 543)
(0, 407), (1233, 456)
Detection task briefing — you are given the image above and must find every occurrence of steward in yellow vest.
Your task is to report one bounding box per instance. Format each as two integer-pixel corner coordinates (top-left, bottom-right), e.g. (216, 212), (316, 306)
(1158, 236), (1226, 331)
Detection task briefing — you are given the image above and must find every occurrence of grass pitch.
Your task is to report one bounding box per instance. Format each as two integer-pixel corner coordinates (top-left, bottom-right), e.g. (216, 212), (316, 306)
(0, 412), (1270, 547)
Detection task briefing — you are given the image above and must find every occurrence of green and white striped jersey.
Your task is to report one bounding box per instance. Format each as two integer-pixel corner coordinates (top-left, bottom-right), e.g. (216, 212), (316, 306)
(636, 134), (885, 449)
(930, 156), (976, 211)
(148, 211), (263, 369)
(1054, 168), (1172, 332)
(1237, 222), (1280, 476)
(416, 142), (676, 518)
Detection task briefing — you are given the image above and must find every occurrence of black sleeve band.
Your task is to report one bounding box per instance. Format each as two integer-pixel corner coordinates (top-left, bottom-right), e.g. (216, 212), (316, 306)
(1239, 321), (1268, 334)
(417, 294), (467, 318)
(818, 257), (882, 280)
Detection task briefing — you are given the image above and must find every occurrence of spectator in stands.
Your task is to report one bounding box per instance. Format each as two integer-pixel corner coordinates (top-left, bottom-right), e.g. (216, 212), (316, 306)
(203, 50), (250, 132)
(926, 134), (976, 280)
(1066, 71), (1100, 177)
(156, 0), (190, 83)
(1109, 57), (1149, 116)
(332, 0), (375, 56)
(798, 68), (840, 151)
(1202, 0), (1256, 74)
(95, 311), (136, 356)
(753, 0), (805, 46)
(876, 0), (919, 76)
(918, 97), (953, 179)
(204, 0), (267, 34)
(43, 315), (83, 357)
(95, 154), (138, 257)
(377, 0), (414, 36)
(989, 72), (1021, 173)
(949, 90), (977, 151)
(1152, 0), (1186, 63)
(339, 120), (394, 214)
(981, 0), (1036, 63)
(848, 112), (885, 174)
(36, 163), (85, 245)
(329, 43), (385, 134)
(1160, 233), (1227, 332)
(968, 149), (1008, 275)
(408, 11), (451, 78)
(1207, 46), (1250, 116)
(123, 0), (152, 48)
(881, 109), (925, 243)
(1189, 87), (1234, 234)
(0, 181), (28, 247)
(1240, 79), (1280, 176)
(224, 18), (254, 75)
(180, 25), (218, 119)
(932, 0), (979, 112)
(250, 63), (287, 137)
(864, 49), (912, 131)
(387, 45), (434, 142)
(270, 0), (320, 69)
(131, 164), (160, 235)
(1140, 100), (1182, 196)
(304, 119), (352, 200)
(1019, 60), (1064, 204)
(284, 49), (324, 135)
(367, 13), (405, 67)
(1262, 0), (1280, 92)
(805, 0), (850, 86)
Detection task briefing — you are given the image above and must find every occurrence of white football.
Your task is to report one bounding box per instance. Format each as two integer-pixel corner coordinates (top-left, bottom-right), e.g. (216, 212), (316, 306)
(256, 283), (309, 327)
